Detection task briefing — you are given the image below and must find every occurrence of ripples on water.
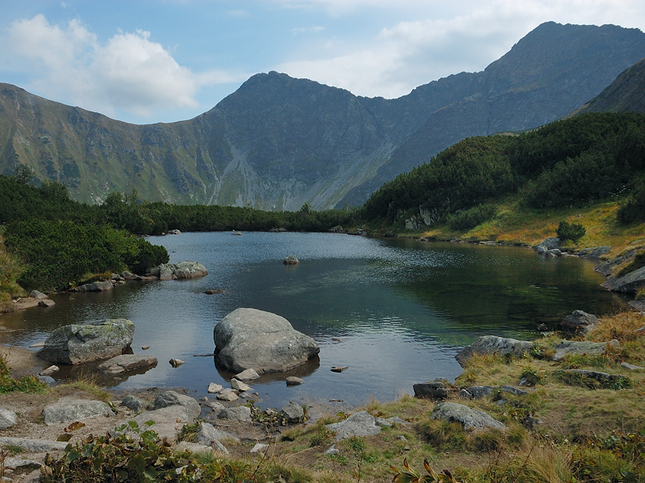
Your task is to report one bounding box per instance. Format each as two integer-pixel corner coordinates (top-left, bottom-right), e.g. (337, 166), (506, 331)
(0, 232), (628, 407)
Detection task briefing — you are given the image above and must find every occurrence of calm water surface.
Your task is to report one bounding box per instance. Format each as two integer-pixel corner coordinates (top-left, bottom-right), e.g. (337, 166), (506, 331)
(0, 232), (627, 407)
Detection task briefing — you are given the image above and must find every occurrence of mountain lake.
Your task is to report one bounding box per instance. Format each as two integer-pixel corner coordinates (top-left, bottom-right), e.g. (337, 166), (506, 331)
(0, 232), (629, 408)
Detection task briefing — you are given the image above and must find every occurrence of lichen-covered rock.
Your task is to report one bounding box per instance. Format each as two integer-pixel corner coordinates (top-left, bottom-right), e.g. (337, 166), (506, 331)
(553, 339), (620, 361)
(326, 411), (381, 440)
(149, 391), (201, 420)
(38, 319), (135, 365)
(214, 308), (320, 373)
(560, 310), (598, 334)
(0, 408), (18, 430)
(431, 402), (505, 430)
(158, 261), (208, 280)
(456, 336), (534, 368)
(43, 398), (113, 425)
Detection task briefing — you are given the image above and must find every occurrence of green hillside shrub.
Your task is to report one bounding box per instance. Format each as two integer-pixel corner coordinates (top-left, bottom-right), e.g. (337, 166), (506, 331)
(556, 220), (586, 243)
(448, 204), (497, 231)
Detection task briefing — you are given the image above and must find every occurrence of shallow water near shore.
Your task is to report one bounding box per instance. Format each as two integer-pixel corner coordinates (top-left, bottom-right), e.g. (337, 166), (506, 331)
(0, 233), (628, 408)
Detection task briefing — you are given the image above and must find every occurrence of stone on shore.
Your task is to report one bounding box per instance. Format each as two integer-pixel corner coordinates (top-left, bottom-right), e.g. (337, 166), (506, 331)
(559, 310), (598, 334)
(281, 401), (305, 424)
(0, 408), (18, 430)
(218, 406), (252, 422)
(0, 437), (67, 453)
(214, 308), (320, 374)
(601, 265), (645, 294)
(553, 339), (620, 361)
(413, 379), (456, 400)
(158, 261), (208, 281)
(431, 402), (505, 430)
(43, 398), (113, 425)
(38, 319), (135, 365)
(121, 395), (147, 412)
(149, 391), (201, 420)
(326, 411), (381, 440)
(456, 336), (534, 368)
(98, 354), (158, 374)
(70, 280), (114, 292)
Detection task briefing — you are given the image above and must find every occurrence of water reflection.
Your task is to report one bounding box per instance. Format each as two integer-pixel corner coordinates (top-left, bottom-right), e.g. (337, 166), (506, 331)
(0, 233), (627, 408)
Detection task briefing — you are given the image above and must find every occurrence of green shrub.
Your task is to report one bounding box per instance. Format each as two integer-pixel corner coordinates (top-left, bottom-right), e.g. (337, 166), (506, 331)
(556, 220), (586, 243)
(448, 204), (497, 231)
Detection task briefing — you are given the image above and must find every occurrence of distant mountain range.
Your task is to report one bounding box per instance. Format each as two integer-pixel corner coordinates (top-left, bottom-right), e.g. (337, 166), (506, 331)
(1, 21), (645, 209)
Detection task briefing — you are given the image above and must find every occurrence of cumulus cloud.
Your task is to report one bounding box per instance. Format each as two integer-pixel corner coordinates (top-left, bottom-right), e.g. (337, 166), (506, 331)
(6, 15), (232, 121)
(276, 0), (645, 98)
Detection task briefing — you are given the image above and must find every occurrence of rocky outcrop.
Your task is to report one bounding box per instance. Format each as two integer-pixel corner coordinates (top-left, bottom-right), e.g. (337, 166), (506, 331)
(213, 308), (320, 373)
(158, 261), (208, 281)
(559, 310), (598, 334)
(553, 339), (620, 361)
(149, 391), (201, 420)
(38, 319), (135, 365)
(42, 398), (113, 425)
(456, 336), (534, 368)
(601, 265), (645, 294)
(431, 402), (505, 430)
(326, 411), (381, 440)
(413, 379), (457, 401)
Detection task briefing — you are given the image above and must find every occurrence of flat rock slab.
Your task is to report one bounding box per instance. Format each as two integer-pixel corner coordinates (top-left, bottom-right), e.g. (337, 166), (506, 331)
(98, 354), (158, 374)
(38, 318), (135, 365)
(214, 308), (320, 373)
(556, 369), (632, 389)
(602, 265), (645, 293)
(456, 336), (533, 367)
(149, 391), (201, 420)
(159, 261), (208, 280)
(0, 437), (68, 453)
(431, 402), (505, 430)
(326, 411), (381, 440)
(43, 398), (113, 426)
(129, 406), (194, 442)
(553, 339), (619, 361)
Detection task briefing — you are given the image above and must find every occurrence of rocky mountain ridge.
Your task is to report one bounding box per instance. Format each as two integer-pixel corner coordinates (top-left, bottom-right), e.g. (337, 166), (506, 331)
(1, 22), (645, 209)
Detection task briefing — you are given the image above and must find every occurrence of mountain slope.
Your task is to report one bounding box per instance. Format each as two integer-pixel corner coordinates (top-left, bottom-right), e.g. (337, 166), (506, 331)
(1, 22), (645, 210)
(337, 22), (645, 207)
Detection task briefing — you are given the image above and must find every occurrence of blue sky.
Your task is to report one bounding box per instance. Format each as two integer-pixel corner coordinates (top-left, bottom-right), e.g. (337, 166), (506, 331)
(1, 0), (644, 125)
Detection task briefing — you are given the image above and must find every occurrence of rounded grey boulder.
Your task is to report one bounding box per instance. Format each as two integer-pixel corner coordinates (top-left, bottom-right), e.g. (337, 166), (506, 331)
(214, 308), (320, 374)
(38, 319), (135, 365)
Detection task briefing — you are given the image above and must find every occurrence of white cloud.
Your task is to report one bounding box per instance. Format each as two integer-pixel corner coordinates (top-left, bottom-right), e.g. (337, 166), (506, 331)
(6, 15), (236, 121)
(291, 26), (325, 35)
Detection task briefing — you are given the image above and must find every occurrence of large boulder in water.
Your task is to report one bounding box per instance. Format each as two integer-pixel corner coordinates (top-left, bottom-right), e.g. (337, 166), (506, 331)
(158, 261), (208, 280)
(213, 308), (320, 374)
(38, 319), (135, 365)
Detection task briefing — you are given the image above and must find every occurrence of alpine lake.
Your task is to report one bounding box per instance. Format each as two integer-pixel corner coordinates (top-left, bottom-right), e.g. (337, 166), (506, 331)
(0, 232), (629, 408)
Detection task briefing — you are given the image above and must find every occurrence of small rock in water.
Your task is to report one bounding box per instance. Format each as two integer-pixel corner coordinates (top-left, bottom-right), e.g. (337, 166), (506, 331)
(331, 366), (348, 373)
(234, 368), (260, 381)
(39, 365), (59, 377)
(29, 342), (45, 348)
(204, 289), (224, 295)
(169, 358), (185, 368)
(208, 383), (223, 393)
(230, 378), (252, 392)
(141, 346), (150, 350)
(283, 254), (299, 265)
(286, 376), (304, 386)
(331, 337), (343, 342)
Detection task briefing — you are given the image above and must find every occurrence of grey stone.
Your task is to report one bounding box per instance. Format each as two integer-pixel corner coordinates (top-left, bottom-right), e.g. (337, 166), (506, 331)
(206, 401), (225, 413)
(431, 402), (505, 430)
(214, 308), (320, 374)
(28, 290), (48, 299)
(175, 441), (214, 455)
(250, 443), (269, 453)
(0, 437), (67, 452)
(286, 376), (304, 386)
(39, 365), (59, 377)
(281, 401), (305, 424)
(150, 391), (201, 420)
(207, 383), (223, 393)
(621, 362), (644, 371)
(193, 422), (239, 445)
(560, 310), (598, 334)
(158, 261), (208, 281)
(129, 406), (193, 442)
(70, 281), (114, 292)
(38, 299), (56, 308)
(98, 354), (158, 374)
(0, 408), (18, 430)
(558, 369), (632, 389)
(602, 265), (645, 294)
(326, 411), (381, 440)
(216, 389), (239, 401)
(169, 358), (185, 368)
(230, 378), (251, 392)
(234, 368), (260, 381)
(218, 406), (252, 422)
(38, 318), (135, 365)
(553, 339), (620, 361)
(413, 380), (455, 400)
(121, 395), (147, 412)
(283, 254), (299, 265)
(578, 246), (611, 259)
(456, 336), (534, 367)
(325, 445), (339, 455)
(43, 398), (113, 426)
(4, 457), (42, 470)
